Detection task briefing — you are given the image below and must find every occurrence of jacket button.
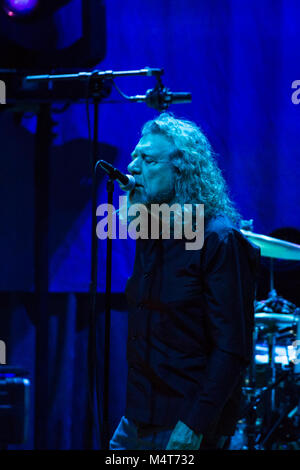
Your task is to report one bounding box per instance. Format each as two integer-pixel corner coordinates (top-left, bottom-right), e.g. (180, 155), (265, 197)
(138, 302), (145, 309)
(144, 272), (151, 278)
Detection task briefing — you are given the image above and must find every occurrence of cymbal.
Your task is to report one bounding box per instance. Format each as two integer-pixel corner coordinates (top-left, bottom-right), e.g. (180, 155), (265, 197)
(255, 312), (299, 334)
(255, 312), (299, 324)
(241, 230), (300, 260)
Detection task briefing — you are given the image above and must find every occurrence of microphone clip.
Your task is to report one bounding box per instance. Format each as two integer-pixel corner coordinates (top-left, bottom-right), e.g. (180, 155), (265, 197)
(145, 83), (172, 111)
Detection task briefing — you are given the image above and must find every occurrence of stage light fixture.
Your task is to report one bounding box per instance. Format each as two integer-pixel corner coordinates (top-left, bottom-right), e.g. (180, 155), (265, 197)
(0, 0), (106, 70)
(2, 0), (39, 17)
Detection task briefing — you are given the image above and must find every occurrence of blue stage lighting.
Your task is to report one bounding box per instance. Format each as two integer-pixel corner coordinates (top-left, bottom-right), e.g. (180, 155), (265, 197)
(3, 0), (39, 17)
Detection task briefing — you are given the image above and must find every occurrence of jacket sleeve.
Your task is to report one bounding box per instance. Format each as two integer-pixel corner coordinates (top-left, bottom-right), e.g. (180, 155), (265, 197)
(182, 228), (260, 434)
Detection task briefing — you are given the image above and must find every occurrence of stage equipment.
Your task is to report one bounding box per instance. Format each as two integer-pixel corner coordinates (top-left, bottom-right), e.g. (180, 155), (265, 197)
(2, 0), (39, 17)
(96, 160), (135, 192)
(241, 229), (300, 260)
(0, 366), (30, 448)
(0, 66), (192, 111)
(0, 0), (106, 70)
(238, 226), (300, 450)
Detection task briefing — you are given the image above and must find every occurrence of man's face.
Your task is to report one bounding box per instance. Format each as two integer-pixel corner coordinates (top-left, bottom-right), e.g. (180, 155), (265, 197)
(127, 133), (176, 206)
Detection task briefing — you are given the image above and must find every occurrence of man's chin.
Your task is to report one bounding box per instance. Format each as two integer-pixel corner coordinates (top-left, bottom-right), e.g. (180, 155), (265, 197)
(129, 188), (147, 205)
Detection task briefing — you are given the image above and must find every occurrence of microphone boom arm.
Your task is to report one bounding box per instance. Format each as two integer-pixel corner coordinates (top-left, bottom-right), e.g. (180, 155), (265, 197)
(23, 66), (192, 111)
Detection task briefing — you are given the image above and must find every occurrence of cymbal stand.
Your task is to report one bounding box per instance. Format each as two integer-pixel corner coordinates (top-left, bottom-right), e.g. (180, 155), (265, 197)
(269, 258), (275, 295)
(257, 367), (299, 449)
(262, 331), (278, 434)
(242, 369), (291, 449)
(270, 334), (277, 412)
(244, 326), (260, 450)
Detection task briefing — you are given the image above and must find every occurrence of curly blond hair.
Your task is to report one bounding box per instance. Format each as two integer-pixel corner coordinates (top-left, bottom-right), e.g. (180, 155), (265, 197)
(141, 112), (241, 224)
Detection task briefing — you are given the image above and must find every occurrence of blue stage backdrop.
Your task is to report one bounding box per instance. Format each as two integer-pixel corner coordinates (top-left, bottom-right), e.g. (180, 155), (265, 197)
(0, 0), (300, 449)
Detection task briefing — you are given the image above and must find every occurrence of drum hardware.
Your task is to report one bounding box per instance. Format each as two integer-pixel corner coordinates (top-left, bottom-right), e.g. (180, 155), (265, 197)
(238, 227), (300, 449)
(258, 371), (300, 449)
(242, 313), (300, 449)
(245, 313), (300, 449)
(269, 333), (276, 412)
(241, 368), (297, 449)
(240, 229), (300, 261)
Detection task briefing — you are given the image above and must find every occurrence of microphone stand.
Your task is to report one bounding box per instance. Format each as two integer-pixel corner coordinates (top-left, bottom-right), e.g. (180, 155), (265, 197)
(102, 177), (114, 450)
(86, 70), (164, 450)
(24, 67), (191, 450)
(86, 69), (166, 449)
(89, 91), (102, 449)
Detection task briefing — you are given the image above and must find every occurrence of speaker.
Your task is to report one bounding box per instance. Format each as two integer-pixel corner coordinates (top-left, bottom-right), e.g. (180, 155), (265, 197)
(0, 367), (30, 445)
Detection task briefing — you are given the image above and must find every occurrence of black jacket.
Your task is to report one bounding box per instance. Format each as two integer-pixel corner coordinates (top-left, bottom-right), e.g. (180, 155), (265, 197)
(125, 215), (260, 435)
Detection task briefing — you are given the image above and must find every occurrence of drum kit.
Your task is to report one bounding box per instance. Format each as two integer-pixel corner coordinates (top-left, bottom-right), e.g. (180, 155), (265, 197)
(231, 224), (300, 450)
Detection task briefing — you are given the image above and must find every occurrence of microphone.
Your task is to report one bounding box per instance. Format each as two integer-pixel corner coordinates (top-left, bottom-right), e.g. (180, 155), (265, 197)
(96, 160), (135, 191)
(129, 87), (192, 111)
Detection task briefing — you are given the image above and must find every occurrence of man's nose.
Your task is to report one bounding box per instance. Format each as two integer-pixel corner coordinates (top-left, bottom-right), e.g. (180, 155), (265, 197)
(128, 157), (141, 175)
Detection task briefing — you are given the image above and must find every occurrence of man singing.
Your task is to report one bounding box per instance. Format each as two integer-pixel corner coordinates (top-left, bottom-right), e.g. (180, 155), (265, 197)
(110, 113), (260, 450)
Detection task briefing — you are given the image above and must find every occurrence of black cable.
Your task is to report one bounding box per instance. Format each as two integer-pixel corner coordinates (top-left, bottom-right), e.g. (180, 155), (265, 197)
(111, 80), (132, 100)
